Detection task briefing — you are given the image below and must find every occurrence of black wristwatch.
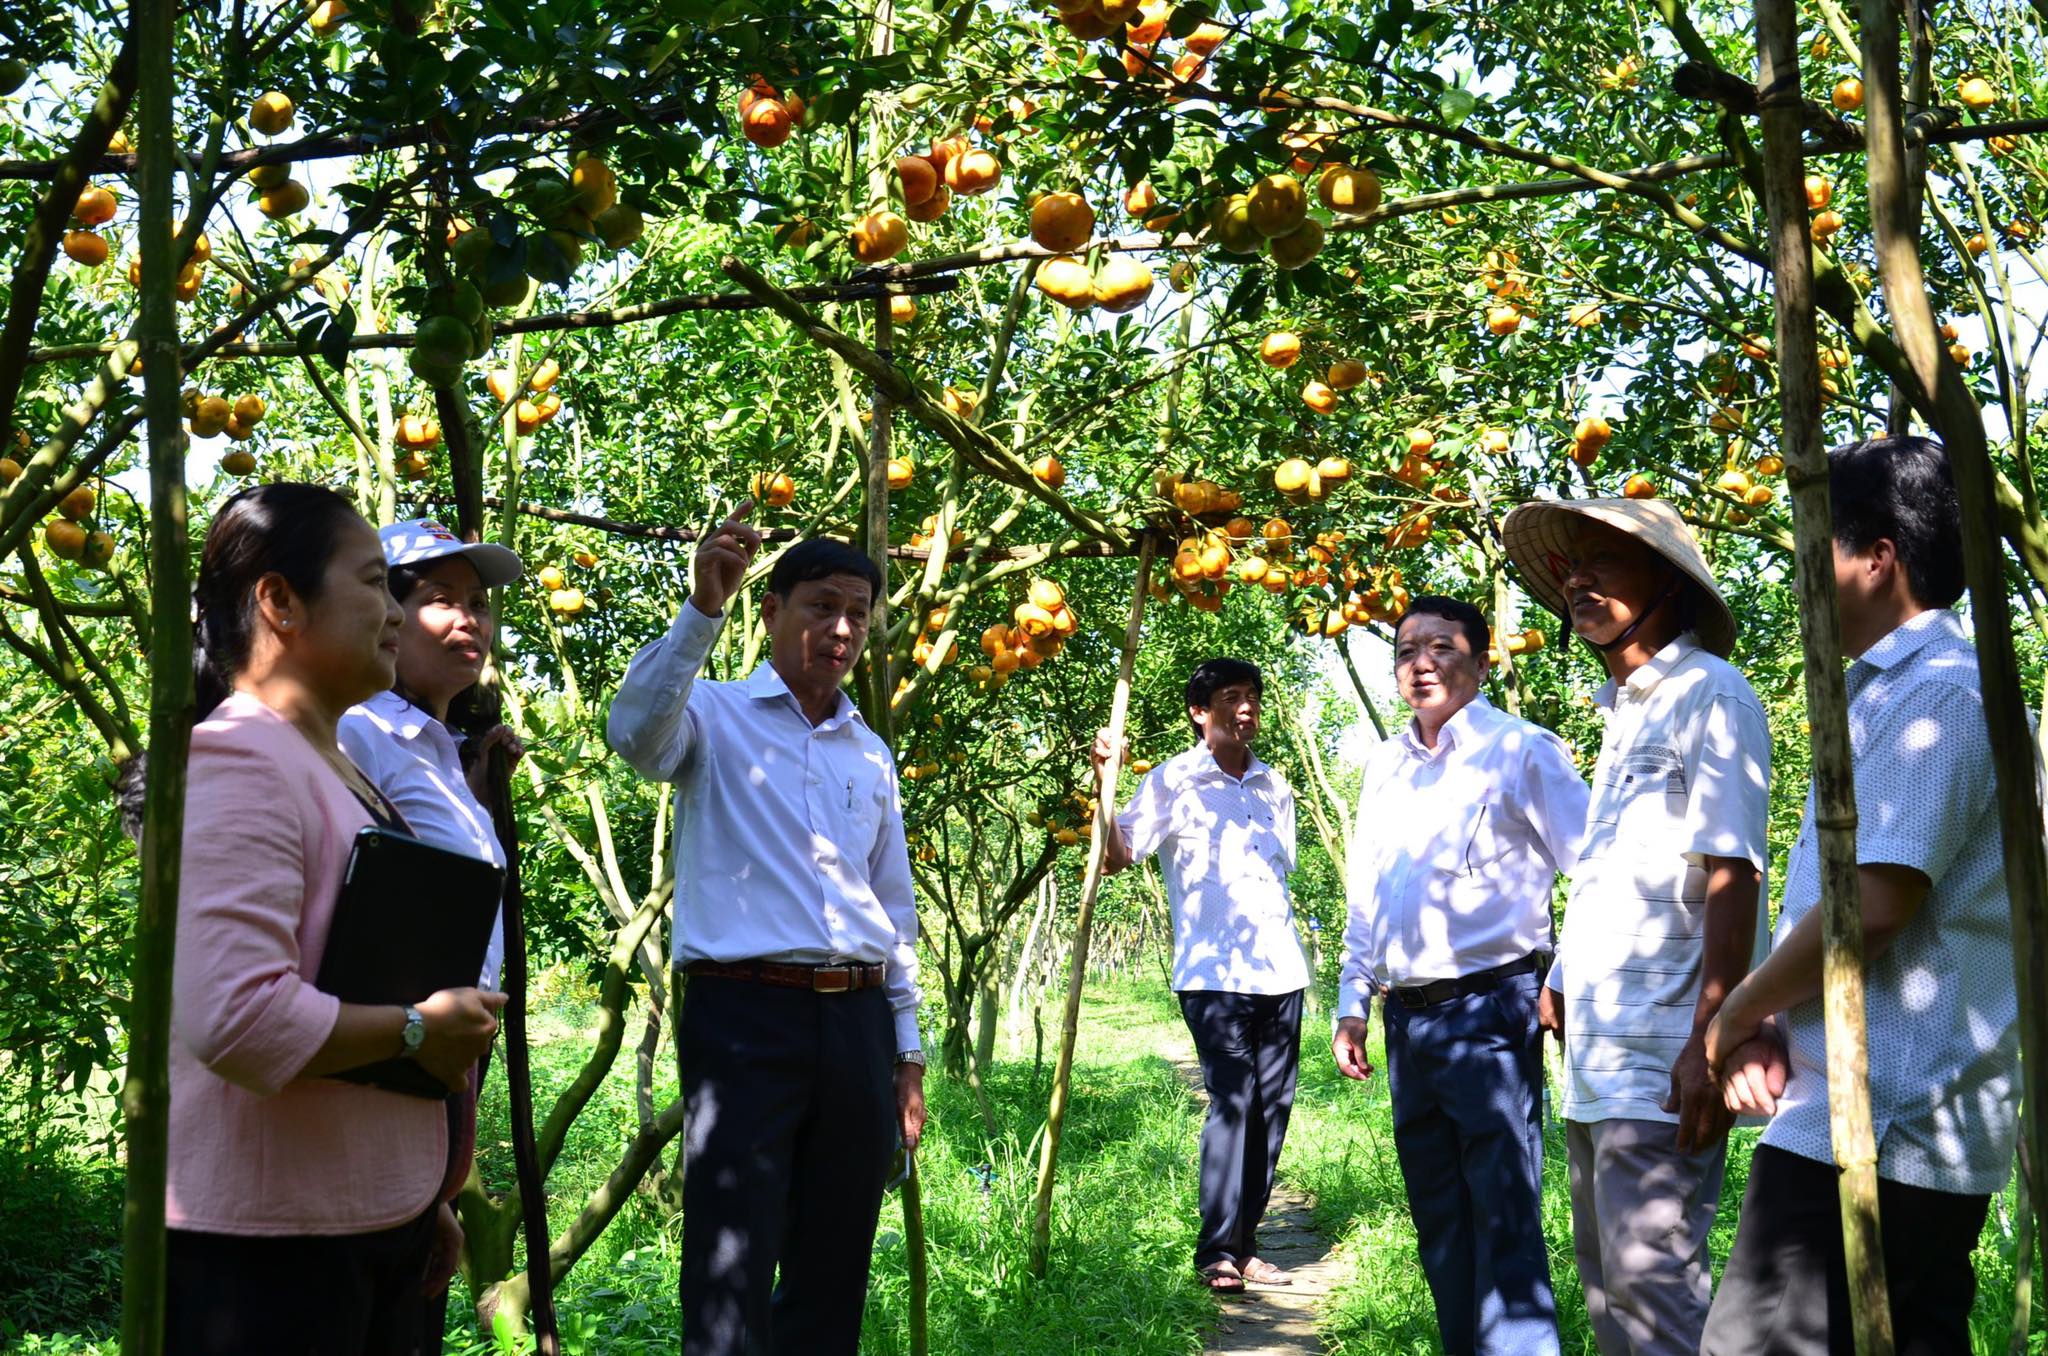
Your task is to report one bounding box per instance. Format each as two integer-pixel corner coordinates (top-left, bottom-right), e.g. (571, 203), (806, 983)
(400, 1005), (426, 1058)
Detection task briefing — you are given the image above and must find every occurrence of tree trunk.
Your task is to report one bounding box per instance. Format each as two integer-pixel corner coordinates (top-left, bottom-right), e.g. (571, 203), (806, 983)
(118, 0), (190, 1347)
(975, 968), (1000, 1072)
(1028, 534), (1155, 1278)
(1755, 6), (1894, 1352)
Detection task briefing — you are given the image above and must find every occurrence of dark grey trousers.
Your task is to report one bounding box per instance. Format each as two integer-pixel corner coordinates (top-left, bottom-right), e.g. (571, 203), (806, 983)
(1700, 1144), (1991, 1356)
(1178, 987), (1305, 1269)
(676, 974), (897, 1356)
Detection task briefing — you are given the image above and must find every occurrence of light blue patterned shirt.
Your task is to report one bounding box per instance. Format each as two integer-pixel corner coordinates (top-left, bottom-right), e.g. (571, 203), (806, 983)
(1763, 609), (2022, 1195)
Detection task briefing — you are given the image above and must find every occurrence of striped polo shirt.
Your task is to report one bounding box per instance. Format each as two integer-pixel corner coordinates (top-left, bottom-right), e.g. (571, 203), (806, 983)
(1550, 633), (1773, 1124)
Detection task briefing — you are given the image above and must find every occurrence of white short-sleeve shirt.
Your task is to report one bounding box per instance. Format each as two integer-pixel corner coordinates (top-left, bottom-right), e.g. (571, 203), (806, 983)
(1117, 744), (1311, 995)
(338, 690), (507, 989)
(1551, 634), (1773, 1124)
(1763, 609), (2021, 1196)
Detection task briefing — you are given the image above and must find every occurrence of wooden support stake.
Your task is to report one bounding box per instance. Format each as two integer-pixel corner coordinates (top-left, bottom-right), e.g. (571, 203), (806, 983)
(1755, 5), (1894, 1352)
(120, 0), (188, 1347)
(1027, 532), (1158, 1279)
(903, 1150), (929, 1356)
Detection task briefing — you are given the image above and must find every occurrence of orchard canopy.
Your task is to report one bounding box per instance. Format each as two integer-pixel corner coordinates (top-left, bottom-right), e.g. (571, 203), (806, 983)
(3, 0), (2048, 1335)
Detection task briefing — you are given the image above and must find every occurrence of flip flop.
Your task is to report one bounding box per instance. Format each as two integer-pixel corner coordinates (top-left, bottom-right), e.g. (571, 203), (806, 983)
(1198, 1261), (1247, 1294)
(1239, 1257), (1293, 1286)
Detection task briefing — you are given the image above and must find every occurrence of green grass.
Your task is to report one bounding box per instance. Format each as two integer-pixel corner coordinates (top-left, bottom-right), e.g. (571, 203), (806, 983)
(434, 977), (1216, 1356)
(6, 977), (2043, 1355)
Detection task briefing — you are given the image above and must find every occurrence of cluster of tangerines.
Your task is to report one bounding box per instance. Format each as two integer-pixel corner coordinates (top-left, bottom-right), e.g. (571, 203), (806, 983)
(1289, 559), (1416, 638)
(1031, 785), (1103, 846)
(485, 359), (567, 439)
(534, 549), (601, 619)
(969, 578), (1081, 688)
(28, 477), (116, 571)
(737, 79), (807, 150)
(65, 93), (312, 288)
(393, 413), (442, 480)
(906, 513), (969, 553)
(838, 136), (1006, 264)
(1257, 328), (1373, 414)
(1480, 247), (1533, 336)
(179, 390), (268, 472)
(1031, 193), (1155, 314)
(829, 83), (1378, 287)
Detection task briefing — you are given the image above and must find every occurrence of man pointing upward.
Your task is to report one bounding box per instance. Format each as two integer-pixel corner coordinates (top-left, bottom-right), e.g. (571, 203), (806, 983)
(608, 502), (927, 1356)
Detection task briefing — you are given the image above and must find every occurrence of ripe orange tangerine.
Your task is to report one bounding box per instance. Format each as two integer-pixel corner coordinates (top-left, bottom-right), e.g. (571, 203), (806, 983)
(1259, 332), (1302, 368)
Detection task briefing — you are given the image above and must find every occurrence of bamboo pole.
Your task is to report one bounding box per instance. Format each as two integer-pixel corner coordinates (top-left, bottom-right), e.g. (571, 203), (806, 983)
(1027, 532), (1157, 1278)
(1856, 0), (2048, 1280)
(1754, 6), (1894, 1352)
(119, 0), (188, 1346)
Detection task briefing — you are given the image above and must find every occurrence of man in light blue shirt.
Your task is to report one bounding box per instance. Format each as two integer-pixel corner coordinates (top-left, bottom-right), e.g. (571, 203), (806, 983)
(1701, 436), (2021, 1355)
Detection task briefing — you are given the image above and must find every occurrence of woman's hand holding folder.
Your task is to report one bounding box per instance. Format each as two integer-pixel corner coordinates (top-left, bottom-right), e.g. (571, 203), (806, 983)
(416, 987), (509, 1092)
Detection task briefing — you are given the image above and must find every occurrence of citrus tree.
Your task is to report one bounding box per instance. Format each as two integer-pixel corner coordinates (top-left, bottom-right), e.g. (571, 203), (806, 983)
(3, 0), (2048, 1344)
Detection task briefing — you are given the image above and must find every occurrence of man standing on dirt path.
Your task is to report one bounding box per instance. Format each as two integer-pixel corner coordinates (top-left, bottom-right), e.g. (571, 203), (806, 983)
(1501, 498), (1770, 1356)
(1334, 595), (1588, 1356)
(1093, 657), (1313, 1297)
(607, 501), (928, 1356)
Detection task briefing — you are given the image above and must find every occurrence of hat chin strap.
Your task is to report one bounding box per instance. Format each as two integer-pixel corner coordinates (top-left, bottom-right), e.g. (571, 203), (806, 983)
(1582, 579), (1683, 654)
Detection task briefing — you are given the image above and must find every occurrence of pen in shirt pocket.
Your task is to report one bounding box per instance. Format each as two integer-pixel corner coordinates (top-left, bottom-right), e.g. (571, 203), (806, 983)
(846, 777), (855, 810)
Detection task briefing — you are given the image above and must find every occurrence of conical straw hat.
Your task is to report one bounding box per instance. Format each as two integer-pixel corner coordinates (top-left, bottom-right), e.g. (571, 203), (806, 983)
(1500, 497), (1738, 658)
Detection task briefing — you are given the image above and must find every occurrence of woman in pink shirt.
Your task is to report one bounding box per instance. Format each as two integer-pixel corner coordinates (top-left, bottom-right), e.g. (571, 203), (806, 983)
(165, 484), (505, 1356)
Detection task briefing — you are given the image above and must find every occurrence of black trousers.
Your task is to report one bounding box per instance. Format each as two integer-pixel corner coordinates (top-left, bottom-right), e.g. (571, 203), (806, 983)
(1178, 987), (1305, 1269)
(677, 974), (897, 1356)
(1701, 1144), (1992, 1356)
(164, 1208), (437, 1356)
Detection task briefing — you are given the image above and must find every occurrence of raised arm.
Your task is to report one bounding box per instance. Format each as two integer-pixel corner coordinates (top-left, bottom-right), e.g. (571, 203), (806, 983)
(606, 503), (760, 781)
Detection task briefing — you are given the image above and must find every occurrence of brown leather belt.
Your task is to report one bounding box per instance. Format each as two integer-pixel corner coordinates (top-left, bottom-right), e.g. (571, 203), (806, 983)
(683, 958), (886, 993)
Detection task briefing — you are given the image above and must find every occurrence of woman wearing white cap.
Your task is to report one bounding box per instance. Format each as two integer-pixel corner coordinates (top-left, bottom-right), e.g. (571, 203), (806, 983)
(337, 518), (525, 1348)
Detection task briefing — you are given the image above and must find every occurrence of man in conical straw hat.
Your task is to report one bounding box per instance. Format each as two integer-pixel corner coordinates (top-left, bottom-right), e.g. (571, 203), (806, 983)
(1501, 495), (1771, 1356)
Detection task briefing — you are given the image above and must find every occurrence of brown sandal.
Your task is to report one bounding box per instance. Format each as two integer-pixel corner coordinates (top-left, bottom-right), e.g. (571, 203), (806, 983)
(1239, 1257), (1293, 1285)
(1198, 1261), (1247, 1293)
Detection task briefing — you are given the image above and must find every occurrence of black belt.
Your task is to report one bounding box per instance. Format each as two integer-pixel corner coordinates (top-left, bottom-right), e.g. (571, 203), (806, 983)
(1385, 953), (1542, 1010)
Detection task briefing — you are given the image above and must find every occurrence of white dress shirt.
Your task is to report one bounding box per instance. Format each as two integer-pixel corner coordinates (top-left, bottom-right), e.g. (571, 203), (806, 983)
(1117, 743), (1311, 994)
(338, 689), (507, 989)
(606, 602), (923, 1055)
(1547, 634), (1772, 1124)
(1764, 609), (2020, 1195)
(1340, 694), (1589, 1017)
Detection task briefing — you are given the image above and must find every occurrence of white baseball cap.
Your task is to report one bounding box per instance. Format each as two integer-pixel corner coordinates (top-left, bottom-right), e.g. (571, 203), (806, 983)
(378, 519), (525, 588)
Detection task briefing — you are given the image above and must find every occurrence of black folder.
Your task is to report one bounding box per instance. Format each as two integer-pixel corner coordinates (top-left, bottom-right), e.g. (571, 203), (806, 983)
(315, 826), (506, 1099)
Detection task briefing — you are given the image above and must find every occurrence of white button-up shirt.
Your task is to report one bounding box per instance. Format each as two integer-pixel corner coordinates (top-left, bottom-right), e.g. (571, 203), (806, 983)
(1764, 609), (2020, 1195)
(606, 602), (923, 1055)
(1340, 694), (1589, 1016)
(1549, 634), (1772, 1124)
(1117, 743), (1311, 994)
(338, 689), (508, 989)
